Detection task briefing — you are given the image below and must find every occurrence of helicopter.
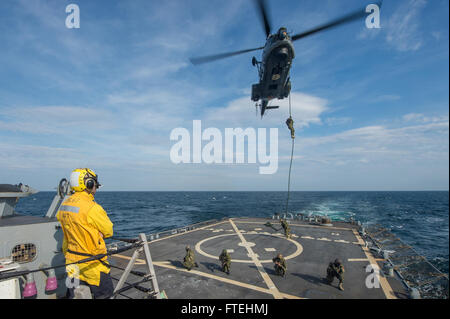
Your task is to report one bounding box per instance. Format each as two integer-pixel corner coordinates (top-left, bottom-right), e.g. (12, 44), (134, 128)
(190, 0), (381, 117)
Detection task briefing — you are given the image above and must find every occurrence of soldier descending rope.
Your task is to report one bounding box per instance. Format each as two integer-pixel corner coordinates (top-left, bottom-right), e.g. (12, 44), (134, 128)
(280, 219), (291, 239)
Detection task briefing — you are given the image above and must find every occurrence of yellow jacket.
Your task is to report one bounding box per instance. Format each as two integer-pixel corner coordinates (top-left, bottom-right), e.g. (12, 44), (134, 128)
(56, 191), (113, 286)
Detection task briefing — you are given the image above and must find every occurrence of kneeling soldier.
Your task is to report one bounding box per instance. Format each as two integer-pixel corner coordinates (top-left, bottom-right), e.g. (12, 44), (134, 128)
(219, 249), (231, 275)
(183, 246), (198, 271)
(326, 259), (345, 291)
(273, 253), (287, 277)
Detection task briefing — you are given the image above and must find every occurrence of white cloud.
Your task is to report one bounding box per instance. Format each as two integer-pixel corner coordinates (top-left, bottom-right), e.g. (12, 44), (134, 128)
(203, 92), (328, 129)
(0, 106), (116, 135)
(325, 117), (352, 126)
(129, 62), (189, 79)
(297, 119), (449, 166)
(403, 113), (449, 123)
(370, 94), (401, 103)
(385, 0), (427, 52)
(0, 143), (81, 169)
(431, 31), (442, 41)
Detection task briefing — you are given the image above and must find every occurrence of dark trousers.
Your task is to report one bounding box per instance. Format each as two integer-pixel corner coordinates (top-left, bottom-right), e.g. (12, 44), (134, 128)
(67, 271), (114, 299)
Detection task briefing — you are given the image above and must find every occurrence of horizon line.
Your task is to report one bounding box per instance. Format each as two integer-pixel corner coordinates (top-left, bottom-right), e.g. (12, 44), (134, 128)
(37, 189), (450, 192)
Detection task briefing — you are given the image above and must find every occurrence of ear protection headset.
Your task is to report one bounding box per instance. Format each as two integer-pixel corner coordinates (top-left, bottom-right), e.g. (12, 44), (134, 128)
(84, 168), (100, 191)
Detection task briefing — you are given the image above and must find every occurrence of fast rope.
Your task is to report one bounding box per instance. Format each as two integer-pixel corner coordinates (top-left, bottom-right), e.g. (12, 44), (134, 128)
(285, 93), (295, 214)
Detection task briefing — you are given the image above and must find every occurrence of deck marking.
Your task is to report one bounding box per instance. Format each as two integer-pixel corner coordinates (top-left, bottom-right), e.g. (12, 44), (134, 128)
(113, 252), (301, 298)
(238, 241), (256, 248)
(113, 254), (146, 265)
(334, 240), (350, 244)
(265, 248), (276, 252)
(317, 237), (332, 241)
(147, 220), (229, 244)
(195, 233), (303, 264)
(348, 258), (370, 262)
(352, 229), (397, 299)
(229, 218), (284, 299)
(195, 233), (302, 263)
(301, 236), (315, 240)
(152, 261), (303, 299)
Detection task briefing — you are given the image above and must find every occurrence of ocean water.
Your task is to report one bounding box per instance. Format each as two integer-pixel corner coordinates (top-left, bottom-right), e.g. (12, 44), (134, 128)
(16, 191), (449, 274)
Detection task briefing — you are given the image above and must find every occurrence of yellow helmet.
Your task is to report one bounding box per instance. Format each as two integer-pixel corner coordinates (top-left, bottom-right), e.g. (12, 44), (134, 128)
(69, 168), (101, 192)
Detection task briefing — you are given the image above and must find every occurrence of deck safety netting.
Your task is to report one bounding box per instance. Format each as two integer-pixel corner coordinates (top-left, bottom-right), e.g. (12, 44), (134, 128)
(364, 224), (448, 299)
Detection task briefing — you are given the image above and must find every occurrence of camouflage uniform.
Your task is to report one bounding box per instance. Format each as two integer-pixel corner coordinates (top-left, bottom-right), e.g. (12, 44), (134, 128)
(183, 246), (198, 271)
(281, 219), (291, 239)
(326, 259), (345, 290)
(219, 249), (231, 274)
(286, 117), (295, 139)
(273, 254), (287, 277)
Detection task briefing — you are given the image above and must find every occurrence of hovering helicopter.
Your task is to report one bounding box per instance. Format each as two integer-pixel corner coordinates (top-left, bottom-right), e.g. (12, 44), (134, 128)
(190, 0), (381, 117)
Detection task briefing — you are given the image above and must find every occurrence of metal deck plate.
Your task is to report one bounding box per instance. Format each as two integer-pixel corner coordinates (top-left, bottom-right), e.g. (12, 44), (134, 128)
(109, 218), (409, 299)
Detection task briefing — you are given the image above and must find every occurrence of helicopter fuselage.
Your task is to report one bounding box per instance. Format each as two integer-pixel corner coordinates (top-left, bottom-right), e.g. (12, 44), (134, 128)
(251, 29), (295, 116)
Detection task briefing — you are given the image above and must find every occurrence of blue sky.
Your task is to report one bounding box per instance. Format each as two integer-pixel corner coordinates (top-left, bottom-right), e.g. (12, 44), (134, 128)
(0, 0), (448, 191)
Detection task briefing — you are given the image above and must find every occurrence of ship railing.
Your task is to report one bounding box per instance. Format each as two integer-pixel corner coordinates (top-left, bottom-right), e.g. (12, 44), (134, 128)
(0, 237), (163, 299)
(362, 224), (448, 299)
(107, 218), (229, 250)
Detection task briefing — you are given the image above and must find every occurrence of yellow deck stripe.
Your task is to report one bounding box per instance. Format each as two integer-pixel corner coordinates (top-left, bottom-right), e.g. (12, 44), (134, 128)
(347, 258), (385, 262)
(113, 254), (146, 265)
(148, 220), (228, 244)
(112, 254), (302, 299)
(229, 218), (284, 299)
(194, 233), (303, 263)
(352, 229), (397, 299)
(153, 261), (303, 299)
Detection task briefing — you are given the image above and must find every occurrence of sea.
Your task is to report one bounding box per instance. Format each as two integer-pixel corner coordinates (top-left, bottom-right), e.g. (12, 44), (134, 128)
(16, 191), (449, 274)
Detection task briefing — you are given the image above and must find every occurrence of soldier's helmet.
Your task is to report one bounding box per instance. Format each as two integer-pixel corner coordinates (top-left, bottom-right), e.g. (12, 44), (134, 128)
(334, 258), (342, 265)
(277, 253), (283, 258)
(222, 249), (227, 254)
(186, 245), (190, 251)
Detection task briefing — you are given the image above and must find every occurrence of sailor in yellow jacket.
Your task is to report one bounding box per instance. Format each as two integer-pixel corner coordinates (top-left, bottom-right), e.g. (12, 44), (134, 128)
(57, 168), (114, 299)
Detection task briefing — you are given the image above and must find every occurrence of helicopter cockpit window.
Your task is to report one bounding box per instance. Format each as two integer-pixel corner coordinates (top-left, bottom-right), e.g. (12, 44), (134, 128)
(278, 28), (287, 40)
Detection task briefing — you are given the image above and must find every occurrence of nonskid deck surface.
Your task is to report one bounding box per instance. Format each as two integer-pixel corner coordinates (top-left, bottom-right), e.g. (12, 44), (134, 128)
(109, 218), (409, 299)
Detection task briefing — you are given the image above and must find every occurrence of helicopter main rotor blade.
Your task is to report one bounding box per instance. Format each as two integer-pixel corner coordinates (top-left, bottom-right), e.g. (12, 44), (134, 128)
(189, 46), (265, 65)
(255, 0), (272, 38)
(291, 1), (382, 42)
